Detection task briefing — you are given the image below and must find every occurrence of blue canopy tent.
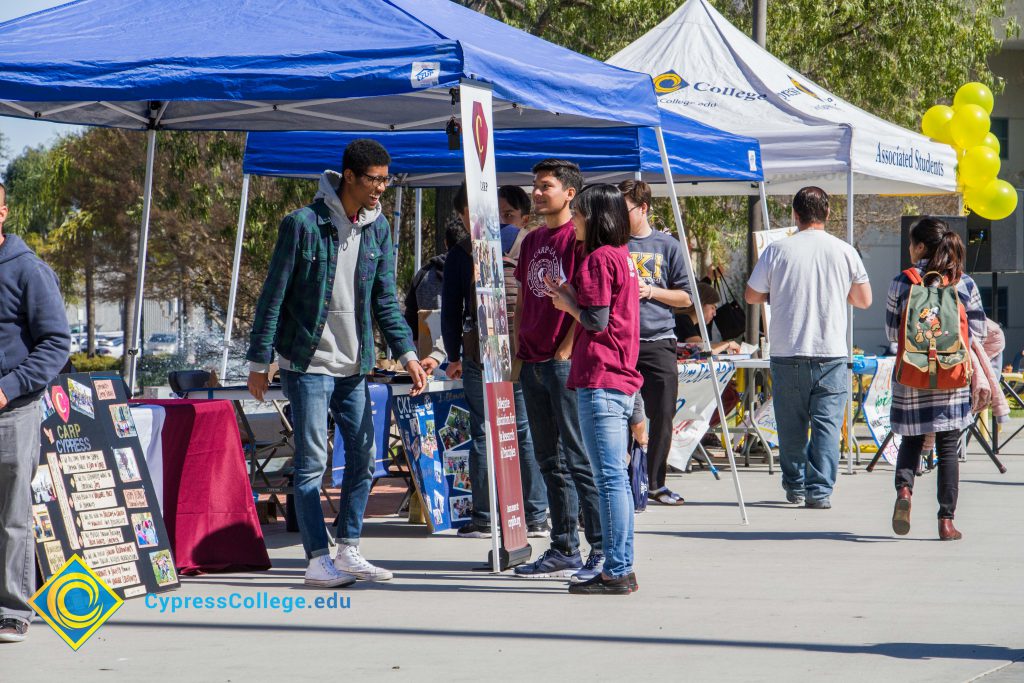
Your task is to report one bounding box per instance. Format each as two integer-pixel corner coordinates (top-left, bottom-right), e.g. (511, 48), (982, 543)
(242, 111), (763, 188)
(0, 0), (748, 523)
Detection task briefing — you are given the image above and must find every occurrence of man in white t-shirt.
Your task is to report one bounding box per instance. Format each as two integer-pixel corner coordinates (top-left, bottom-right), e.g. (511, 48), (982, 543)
(745, 187), (872, 509)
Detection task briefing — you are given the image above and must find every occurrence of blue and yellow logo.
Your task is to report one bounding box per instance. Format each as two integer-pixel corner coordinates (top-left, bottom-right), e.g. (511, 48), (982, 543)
(653, 70), (689, 95)
(30, 555), (122, 650)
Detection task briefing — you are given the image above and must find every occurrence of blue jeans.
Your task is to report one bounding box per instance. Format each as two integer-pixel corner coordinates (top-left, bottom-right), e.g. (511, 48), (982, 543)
(770, 357), (848, 502)
(577, 388), (634, 578)
(520, 360), (602, 555)
(463, 359), (548, 527)
(280, 369), (374, 558)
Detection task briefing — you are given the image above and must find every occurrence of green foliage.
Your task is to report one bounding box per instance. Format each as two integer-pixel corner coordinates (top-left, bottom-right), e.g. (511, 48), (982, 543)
(69, 353), (122, 372)
(136, 352), (189, 389)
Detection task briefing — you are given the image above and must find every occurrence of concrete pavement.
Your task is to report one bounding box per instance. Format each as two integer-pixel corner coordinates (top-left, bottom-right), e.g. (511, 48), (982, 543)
(3, 429), (1023, 681)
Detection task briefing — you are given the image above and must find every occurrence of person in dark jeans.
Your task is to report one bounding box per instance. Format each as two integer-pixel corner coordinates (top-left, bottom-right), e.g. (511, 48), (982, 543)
(0, 182), (71, 643)
(886, 218), (986, 540)
(619, 180), (691, 506)
(441, 183), (548, 539)
(513, 159), (603, 582)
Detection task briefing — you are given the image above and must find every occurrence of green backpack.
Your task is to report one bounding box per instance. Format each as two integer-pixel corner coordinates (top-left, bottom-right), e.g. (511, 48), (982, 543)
(894, 268), (971, 390)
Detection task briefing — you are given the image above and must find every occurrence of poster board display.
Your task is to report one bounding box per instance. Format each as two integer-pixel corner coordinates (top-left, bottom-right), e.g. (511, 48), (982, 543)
(667, 361), (736, 469)
(391, 389), (473, 533)
(863, 357), (901, 465)
(36, 372), (179, 598)
(460, 82), (529, 563)
(753, 226), (798, 334)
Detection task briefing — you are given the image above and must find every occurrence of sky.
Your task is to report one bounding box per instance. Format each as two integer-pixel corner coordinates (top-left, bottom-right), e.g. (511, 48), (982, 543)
(0, 1), (84, 164)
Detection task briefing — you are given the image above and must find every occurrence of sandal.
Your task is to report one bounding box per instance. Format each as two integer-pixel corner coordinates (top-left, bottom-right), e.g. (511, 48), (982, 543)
(650, 488), (685, 506)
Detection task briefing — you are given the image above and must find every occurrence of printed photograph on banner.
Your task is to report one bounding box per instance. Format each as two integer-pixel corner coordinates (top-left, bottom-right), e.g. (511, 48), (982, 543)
(31, 466), (56, 504)
(123, 488), (148, 508)
(444, 451), (469, 475)
(433, 461), (444, 485)
(481, 331), (511, 384)
(409, 436), (422, 463)
(92, 379), (117, 401)
(40, 390), (55, 420)
(452, 466), (471, 493)
(444, 405), (471, 439)
(438, 425), (461, 453)
(109, 404), (138, 438)
(149, 550), (178, 587)
(113, 447), (141, 483)
(449, 494), (473, 522)
(32, 504), (55, 542)
(43, 541), (65, 574)
(132, 512), (160, 548)
(67, 377), (95, 418)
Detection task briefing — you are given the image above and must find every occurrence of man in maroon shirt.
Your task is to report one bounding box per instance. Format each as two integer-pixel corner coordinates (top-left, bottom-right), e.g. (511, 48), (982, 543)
(513, 159), (603, 582)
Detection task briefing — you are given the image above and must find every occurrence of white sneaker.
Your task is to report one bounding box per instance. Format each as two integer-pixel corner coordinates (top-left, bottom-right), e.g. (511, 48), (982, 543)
(334, 544), (393, 582)
(304, 555), (356, 588)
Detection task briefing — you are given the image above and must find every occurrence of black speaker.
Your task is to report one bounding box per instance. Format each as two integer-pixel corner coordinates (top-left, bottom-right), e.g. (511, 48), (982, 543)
(900, 197), (1024, 274)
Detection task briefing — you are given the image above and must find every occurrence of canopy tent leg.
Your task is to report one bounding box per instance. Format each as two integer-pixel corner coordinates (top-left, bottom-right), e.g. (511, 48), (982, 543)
(414, 188), (423, 273)
(758, 181), (771, 230)
(127, 129), (158, 395)
(221, 171), (251, 381)
(845, 168), (856, 475)
(655, 127), (748, 524)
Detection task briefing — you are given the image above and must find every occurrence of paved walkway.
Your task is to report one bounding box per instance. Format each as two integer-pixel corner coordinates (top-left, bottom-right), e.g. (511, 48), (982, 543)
(4, 430), (1023, 681)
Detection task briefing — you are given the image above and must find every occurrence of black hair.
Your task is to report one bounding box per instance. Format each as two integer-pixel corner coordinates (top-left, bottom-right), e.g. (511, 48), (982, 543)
(909, 216), (965, 284)
(453, 181), (468, 214)
(792, 186), (829, 225)
(531, 158), (584, 194)
(342, 139), (391, 179)
(445, 222), (469, 249)
(571, 184), (630, 253)
(497, 185), (531, 216)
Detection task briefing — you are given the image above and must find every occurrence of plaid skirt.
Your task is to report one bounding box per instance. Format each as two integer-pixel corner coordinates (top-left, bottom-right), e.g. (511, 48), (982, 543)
(890, 382), (972, 436)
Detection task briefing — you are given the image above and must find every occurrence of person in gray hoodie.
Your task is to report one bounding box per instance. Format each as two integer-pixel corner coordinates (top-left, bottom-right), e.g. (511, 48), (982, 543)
(0, 182), (71, 643)
(247, 140), (426, 589)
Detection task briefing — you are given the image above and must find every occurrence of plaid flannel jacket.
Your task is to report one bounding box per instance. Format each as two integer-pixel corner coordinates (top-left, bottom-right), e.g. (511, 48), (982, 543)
(246, 198), (414, 375)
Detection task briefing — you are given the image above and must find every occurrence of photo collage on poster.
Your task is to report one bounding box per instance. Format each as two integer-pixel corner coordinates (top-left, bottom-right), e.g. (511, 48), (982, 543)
(35, 373), (179, 599)
(391, 390), (475, 532)
(469, 206), (513, 385)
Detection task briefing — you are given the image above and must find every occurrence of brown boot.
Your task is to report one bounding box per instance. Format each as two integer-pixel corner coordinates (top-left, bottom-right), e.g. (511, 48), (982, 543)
(891, 486), (912, 536)
(938, 518), (962, 541)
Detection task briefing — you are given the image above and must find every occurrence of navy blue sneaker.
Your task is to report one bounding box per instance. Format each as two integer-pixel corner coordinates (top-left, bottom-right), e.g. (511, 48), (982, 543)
(514, 548), (582, 578)
(569, 551), (605, 584)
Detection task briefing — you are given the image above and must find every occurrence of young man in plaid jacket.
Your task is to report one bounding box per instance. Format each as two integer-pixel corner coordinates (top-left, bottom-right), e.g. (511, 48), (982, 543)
(247, 139), (426, 588)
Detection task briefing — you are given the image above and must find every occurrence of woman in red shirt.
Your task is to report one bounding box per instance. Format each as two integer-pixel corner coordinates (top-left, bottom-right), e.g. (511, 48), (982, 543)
(546, 184), (643, 595)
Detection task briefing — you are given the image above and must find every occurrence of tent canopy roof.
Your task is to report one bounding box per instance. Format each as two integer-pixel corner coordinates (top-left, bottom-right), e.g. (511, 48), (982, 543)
(0, 0), (660, 131)
(242, 109), (763, 189)
(608, 0), (956, 195)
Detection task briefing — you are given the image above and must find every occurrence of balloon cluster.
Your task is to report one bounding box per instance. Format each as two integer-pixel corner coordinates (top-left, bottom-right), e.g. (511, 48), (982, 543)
(921, 82), (1017, 221)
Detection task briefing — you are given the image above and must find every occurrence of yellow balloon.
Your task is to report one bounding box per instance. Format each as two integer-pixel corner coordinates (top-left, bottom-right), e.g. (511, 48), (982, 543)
(981, 132), (1001, 156)
(954, 82), (995, 115)
(950, 104), (990, 149)
(921, 104), (955, 142)
(958, 145), (1001, 188)
(975, 178), (1018, 221)
(964, 185), (990, 216)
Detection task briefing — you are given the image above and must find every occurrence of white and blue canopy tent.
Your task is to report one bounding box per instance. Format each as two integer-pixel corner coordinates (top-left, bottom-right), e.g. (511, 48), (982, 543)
(0, 0), (750, 522)
(608, 0), (960, 473)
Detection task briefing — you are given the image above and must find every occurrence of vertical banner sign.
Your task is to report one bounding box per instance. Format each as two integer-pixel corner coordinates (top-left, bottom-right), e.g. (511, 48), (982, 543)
(863, 357), (901, 465)
(459, 82), (529, 564)
(36, 372), (179, 599)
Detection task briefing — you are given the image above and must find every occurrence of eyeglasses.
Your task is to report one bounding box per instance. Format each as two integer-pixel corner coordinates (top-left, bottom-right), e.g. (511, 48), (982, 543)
(627, 205), (644, 214)
(360, 173), (398, 188)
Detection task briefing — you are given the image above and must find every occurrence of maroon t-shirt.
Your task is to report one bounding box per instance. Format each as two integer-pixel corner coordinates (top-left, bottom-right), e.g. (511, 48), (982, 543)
(567, 245), (643, 394)
(514, 220), (581, 362)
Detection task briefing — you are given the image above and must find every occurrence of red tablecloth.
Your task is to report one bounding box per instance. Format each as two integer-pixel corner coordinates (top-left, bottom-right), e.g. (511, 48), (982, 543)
(130, 399), (271, 574)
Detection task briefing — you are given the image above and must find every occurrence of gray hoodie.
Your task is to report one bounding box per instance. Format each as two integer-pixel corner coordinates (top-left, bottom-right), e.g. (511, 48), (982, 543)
(277, 171), (381, 377)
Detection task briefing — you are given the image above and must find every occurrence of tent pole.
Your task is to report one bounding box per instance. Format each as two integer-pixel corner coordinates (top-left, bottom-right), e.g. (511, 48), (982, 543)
(221, 171), (251, 381)
(845, 167), (856, 474)
(655, 127), (748, 524)
(127, 129), (158, 396)
(758, 181), (770, 230)
(415, 188), (423, 273)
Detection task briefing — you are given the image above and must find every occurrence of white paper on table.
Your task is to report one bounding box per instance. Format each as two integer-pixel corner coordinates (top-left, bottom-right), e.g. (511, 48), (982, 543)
(128, 405), (165, 513)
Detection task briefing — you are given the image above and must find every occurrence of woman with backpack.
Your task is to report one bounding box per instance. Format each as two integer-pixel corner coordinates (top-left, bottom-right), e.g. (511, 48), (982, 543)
(545, 184), (643, 594)
(886, 217), (987, 541)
